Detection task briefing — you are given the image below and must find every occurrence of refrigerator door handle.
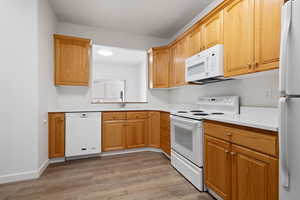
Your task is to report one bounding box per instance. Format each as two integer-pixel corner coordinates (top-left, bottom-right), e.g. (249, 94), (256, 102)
(279, 97), (290, 189)
(279, 1), (292, 95)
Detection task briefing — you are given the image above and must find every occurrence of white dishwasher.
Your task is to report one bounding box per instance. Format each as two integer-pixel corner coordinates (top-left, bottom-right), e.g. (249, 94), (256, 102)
(65, 112), (101, 157)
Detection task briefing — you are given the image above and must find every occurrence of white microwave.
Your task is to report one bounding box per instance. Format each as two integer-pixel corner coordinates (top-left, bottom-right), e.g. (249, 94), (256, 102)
(185, 44), (225, 84)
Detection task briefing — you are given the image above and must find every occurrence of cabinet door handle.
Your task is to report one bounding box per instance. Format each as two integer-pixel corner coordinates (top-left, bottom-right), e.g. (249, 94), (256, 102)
(225, 150), (230, 154)
(226, 133), (232, 137)
(231, 152), (237, 156)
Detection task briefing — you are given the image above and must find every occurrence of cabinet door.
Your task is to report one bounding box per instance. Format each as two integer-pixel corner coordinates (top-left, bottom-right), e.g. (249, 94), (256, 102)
(148, 112), (160, 148)
(231, 145), (278, 200)
(223, 0), (254, 77)
(54, 34), (91, 86)
(153, 48), (170, 88)
(160, 112), (170, 155)
(126, 119), (148, 149)
(187, 25), (202, 57)
(102, 121), (126, 152)
(205, 136), (231, 200)
(48, 113), (65, 158)
(169, 45), (176, 87)
(202, 10), (224, 49)
(172, 38), (188, 86)
(254, 0), (283, 72)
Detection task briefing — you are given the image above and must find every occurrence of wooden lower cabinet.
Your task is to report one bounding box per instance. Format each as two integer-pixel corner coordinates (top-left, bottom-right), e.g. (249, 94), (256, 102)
(102, 111), (170, 153)
(102, 120), (126, 152)
(148, 112), (161, 148)
(48, 113), (65, 158)
(160, 112), (171, 155)
(126, 119), (148, 149)
(204, 121), (279, 200)
(205, 136), (231, 200)
(231, 145), (278, 200)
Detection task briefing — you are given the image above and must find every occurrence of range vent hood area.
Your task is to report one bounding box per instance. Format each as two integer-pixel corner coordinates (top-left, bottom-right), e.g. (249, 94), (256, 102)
(188, 77), (234, 85)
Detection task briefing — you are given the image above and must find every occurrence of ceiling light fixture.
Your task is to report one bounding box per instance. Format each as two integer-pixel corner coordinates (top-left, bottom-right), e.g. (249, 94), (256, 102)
(97, 49), (113, 56)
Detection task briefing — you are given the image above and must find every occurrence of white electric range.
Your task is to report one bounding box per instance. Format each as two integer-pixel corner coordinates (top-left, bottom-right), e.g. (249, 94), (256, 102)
(170, 96), (239, 192)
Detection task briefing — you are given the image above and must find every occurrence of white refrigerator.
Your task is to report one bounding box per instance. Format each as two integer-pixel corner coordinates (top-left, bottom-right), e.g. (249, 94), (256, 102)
(279, 0), (300, 199)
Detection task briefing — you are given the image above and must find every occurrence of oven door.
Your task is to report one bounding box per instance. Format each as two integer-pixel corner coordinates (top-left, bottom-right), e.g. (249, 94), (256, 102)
(185, 55), (209, 82)
(171, 115), (203, 167)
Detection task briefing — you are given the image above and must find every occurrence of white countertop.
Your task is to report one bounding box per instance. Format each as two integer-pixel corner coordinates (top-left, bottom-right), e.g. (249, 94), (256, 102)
(49, 106), (278, 132)
(204, 107), (279, 132)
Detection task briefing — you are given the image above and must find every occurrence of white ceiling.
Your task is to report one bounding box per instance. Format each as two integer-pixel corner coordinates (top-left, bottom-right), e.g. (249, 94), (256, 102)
(49, 0), (211, 38)
(93, 45), (146, 66)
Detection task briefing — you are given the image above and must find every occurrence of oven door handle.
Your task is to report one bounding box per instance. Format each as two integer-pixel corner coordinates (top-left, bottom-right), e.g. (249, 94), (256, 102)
(171, 115), (201, 126)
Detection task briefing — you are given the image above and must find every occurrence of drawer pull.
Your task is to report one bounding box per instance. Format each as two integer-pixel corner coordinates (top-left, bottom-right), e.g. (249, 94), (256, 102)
(231, 152), (237, 156)
(226, 133), (232, 137)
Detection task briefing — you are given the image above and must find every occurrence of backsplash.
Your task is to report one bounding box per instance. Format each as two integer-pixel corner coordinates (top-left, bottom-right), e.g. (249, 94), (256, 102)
(168, 71), (279, 107)
(55, 87), (169, 109)
(55, 71), (279, 109)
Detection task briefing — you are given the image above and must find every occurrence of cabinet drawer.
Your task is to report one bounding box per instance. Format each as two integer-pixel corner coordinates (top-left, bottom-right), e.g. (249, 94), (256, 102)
(126, 112), (148, 120)
(204, 121), (278, 157)
(230, 127), (278, 157)
(102, 112), (126, 121)
(204, 121), (232, 142)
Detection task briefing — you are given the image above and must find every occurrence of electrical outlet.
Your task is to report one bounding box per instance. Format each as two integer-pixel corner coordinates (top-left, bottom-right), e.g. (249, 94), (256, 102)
(265, 90), (272, 100)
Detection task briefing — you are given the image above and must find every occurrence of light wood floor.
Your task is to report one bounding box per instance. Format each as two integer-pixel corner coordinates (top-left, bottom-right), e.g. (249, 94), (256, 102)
(0, 152), (214, 200)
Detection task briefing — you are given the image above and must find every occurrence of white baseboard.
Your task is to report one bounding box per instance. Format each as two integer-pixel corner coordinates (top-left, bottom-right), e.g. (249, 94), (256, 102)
(38, 159), (49, 177)
(0, 170), (39, 184)
(0, 159), (49, 185)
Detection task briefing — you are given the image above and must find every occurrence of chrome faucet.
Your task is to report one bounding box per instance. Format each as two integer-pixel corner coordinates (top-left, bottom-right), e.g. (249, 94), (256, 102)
(120, 102), (126, 108)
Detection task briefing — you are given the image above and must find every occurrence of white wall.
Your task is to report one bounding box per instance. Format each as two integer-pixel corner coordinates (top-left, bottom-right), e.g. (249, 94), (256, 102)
(55, 22), (169, 109)
(169, 71), (279, 107)
(57, 22), (168, 50)
(0, 0), (57, 183)
(0, 0), (39, 181)
(37, 0), (57, 169)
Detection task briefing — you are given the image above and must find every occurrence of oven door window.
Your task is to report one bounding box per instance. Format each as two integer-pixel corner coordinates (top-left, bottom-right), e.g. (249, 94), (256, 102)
(171, 118), (198, 163)
(174, 126), (193, 152)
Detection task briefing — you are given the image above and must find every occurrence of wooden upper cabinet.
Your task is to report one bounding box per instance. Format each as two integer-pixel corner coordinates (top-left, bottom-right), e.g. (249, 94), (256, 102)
(102, 120), (126, 152)
(48, 113), (65, 158)
(205, 136), (231, 200)
(148, 47), (170, 88)
(148, 112), (161, 148)
(54, 34), (91, 86)
(231, 144), (278, 200)
(187, 25), (203, 57)
(170, 37), (188, 87)
(254, 0), (283, 72)
(126, 119), (148, 149)
(223, 0), (254, 77)
(169, 45), (176, 87)
(202, 10), (224, 50)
